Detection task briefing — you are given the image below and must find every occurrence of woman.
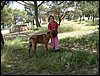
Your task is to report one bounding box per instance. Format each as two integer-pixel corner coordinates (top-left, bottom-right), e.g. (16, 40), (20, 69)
(48, 15), (59, 52)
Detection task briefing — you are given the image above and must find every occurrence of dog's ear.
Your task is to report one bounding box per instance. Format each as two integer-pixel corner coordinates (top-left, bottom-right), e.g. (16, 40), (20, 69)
(32, 35), (37, 39)
(47, 31), (50, 34)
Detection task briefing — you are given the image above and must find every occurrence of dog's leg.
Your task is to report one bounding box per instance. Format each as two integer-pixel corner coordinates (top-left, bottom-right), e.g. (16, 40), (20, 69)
(28, 41), (32, 54)
(33, 43), (37, 54)
(45, 43), (48, 51)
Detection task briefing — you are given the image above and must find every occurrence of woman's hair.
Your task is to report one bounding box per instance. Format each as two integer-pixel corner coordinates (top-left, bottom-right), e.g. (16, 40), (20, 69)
(48, 15), (55, 22)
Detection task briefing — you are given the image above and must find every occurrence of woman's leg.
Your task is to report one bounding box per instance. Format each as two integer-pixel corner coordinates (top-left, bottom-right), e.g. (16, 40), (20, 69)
(51, 38), (55, 49)
(54, 36), (59, 50)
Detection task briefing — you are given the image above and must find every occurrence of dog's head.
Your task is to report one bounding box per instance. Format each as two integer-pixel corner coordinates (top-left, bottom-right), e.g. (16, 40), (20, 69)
(46, 31), (53, 38)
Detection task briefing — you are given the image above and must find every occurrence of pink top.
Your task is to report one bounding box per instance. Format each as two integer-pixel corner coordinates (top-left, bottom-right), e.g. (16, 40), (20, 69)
(48, 21), (58, 31)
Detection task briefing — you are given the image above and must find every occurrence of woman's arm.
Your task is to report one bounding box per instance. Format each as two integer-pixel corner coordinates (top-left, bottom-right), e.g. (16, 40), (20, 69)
(48, 23), (51, 31)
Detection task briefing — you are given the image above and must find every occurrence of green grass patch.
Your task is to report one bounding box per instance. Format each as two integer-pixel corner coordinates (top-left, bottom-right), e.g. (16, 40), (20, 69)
(80, 26), (98, 31)
(60, 31), (99, 50)
(58, 26), (74, 33)
(1, 31), (99, 75)
(38, 20), (98, 33)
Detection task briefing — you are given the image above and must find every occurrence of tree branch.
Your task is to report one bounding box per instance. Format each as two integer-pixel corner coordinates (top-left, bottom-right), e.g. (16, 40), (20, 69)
(23, 1), (34, 6)
(38, 1), (44, 7)
(61, 11), (68, 20)
(16, 1), (33, 8)
(1, 1), (8, 10)
(58, 1), (64, 5)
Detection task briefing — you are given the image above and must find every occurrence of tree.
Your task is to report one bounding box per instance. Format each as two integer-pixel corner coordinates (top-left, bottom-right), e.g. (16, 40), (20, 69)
(38, 4), (48, 23)
(73, 7), (82, 22)
(1, 1), (14, 46)
(12, 8), (27, 25)
(46, 1), (75, 25)
(1, 5), (13, 29)
(1, 1), (9, 10)
(88, 1), (99, 23)
(17, 1), (45, 29)
(24, 4), (35, 25)
(34, 1), (40, 28)
(74, 1), (99, 23)
(1, 1), (9, 46)
(73, 1), (86, 21)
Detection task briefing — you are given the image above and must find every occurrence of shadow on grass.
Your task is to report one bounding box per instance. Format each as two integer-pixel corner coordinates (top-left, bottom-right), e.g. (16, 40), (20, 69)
(1, 41), (68, 75)
(1, 31), (99, 75)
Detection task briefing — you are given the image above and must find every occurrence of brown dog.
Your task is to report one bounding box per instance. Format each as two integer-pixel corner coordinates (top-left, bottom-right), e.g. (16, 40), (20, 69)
(28, 31), (52, 54)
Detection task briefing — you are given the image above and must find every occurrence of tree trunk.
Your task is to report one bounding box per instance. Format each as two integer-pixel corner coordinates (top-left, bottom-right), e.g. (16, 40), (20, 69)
(58, 17), (61, 25)
(92, 15), (95, 23)
(59, 20), (61, 25)
(1, 32), (4, 46)
(40, 18), (41, 23)
(90, 16), (92, 19)
(82, 16), (85, 21)
(88, 16), (90, 20)
(28, 22), (29, 26)
(33, 19), (35, 25)
(2, 23), (5, 29)
(3, 25), (4, 29)
(80, 16), (82, 22)
(1, 1), (9, 46)
(58, 13), (60, 25)
(58, 14), (64, 26)
(34, 1), (41, 28)
(1, 1), (8, 10)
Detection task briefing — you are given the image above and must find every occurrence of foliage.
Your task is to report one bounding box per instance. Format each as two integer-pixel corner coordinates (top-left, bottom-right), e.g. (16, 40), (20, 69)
(1, 5), (28, 29)
(13, 8), (28, 24)
(73, 1), (99, 22)
(1, 5), (13, 27)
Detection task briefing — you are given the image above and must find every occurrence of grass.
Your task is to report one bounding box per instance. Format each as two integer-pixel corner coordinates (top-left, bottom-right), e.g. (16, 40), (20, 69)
(1, 20), (99, 75)
(33, 20), (98, 33)
(59, 31), (99, 49)
(72, 19), (99, 26)
(1, 31), (99, 75)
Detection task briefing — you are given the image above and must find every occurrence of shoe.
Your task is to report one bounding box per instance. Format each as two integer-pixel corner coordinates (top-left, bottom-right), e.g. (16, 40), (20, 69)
(54, 49), (60, 52)
(53, 47), (55, 49)
(51, 47), (55, 51)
